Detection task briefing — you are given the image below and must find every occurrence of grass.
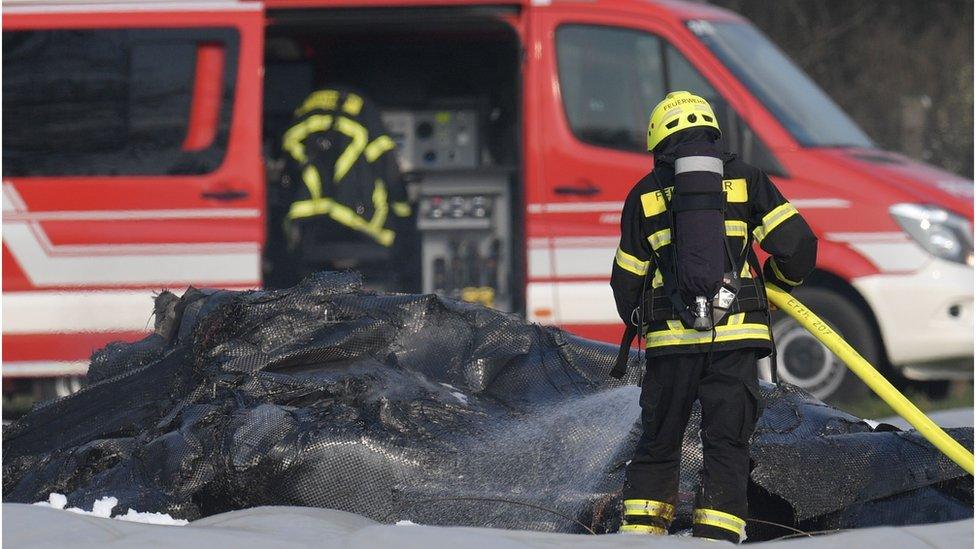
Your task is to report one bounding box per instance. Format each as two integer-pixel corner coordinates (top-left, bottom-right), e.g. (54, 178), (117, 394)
(2, 393), (36, 422)
(833, 381), (974, 420)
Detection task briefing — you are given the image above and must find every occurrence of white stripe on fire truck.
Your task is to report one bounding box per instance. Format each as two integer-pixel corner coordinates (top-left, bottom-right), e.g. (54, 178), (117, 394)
(3, 1), (262, 15)
(3, 208), (260, 222)
(2, 361), (89, 378)
(529, 235), (923, 290)
(526, 281), (619, 324)
(4, 222), (261, 286)
(526, 201), (625, 214)
(525, 197), (850, 215)
(4, 290), (199, 334)
(825, 232), (909, 242)
(528, 243), (615, 278)
(3, 183), (261, 286)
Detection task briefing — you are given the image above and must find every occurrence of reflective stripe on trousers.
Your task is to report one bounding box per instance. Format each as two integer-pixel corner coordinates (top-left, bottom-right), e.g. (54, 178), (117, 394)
(618, 523), (666, 535)
(622, 498), (675, 521)
(693, 508), (746, 541)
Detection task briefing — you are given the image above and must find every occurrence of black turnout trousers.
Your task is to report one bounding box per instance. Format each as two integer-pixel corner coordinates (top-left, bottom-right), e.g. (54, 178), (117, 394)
(623, 349), (761, 537)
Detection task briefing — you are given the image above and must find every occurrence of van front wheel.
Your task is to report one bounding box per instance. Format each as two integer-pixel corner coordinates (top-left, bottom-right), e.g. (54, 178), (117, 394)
(32, 376), (86, 403)
(770, 287), (878, 404)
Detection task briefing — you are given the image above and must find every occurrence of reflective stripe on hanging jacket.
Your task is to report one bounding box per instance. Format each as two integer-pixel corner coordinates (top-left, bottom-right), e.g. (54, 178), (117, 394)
(281, 88), (411, 247)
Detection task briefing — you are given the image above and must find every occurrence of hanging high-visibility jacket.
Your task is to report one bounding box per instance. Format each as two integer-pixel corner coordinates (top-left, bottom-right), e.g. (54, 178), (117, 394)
(280, 88), (411, 247)
(610, 147), (818, 357)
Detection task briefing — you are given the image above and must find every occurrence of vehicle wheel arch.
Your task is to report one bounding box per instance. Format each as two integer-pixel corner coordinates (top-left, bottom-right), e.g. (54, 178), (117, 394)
(797, 268), (894, 375)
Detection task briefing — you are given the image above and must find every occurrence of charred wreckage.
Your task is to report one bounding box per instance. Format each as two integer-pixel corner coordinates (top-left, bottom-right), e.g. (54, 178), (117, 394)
(3, 273), (972, 540)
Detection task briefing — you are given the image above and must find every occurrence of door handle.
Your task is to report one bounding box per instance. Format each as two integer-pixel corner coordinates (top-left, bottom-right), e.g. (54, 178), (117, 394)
(553, 183), (601, 196)
(201, 188), (250, 201)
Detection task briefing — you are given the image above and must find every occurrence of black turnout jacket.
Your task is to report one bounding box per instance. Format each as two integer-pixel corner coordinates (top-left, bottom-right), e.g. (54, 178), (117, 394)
(610, 145), (817, 357)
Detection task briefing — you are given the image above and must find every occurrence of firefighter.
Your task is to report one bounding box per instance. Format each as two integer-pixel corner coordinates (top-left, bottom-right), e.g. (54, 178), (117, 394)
(272, 87), (418, 291)
(610, 91), (817, 543)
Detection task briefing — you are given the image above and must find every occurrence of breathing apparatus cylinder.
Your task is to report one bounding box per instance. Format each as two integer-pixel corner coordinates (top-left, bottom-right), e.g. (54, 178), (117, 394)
(672, 141), (727, 331)
(609, 92), (732, 378)
(647, 91), (733, 332)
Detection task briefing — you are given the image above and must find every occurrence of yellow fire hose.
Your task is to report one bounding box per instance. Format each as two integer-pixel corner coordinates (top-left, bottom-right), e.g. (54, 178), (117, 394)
(765, 283), (974, 475)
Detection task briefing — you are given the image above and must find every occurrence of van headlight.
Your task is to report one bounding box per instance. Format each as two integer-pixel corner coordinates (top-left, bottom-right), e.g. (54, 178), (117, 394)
(890, 203), (974, 266)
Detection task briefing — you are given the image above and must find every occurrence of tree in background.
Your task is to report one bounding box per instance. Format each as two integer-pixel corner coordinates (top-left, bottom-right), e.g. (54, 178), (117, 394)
(707, 0), (974, 178)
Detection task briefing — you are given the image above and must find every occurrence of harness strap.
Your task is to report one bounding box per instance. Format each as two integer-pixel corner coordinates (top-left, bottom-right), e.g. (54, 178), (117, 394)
(648, 277), (766, 320)
(610, 323), (638, 379)
(747, 245), (778, 384)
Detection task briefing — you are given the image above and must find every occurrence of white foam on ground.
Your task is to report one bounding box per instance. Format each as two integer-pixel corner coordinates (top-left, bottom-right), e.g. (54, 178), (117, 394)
(116, 509), (191, 525)
(33, 493), (68, 510)
(32, 493), (188, 525)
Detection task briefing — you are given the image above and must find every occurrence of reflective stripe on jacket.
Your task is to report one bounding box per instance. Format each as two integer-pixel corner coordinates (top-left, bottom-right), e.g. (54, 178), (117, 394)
(281, 88), (411, 247)
(610, 153), (817, 357)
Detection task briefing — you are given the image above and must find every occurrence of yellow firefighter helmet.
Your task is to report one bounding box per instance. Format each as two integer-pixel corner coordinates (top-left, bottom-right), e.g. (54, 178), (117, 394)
(646, 91), (721, 152)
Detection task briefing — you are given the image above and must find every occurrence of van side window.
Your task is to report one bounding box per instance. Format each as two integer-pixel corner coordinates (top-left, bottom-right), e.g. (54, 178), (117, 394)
(2, 28), (239, 178)
(556, 25), (665, 151)
(665, 45), (785, 175)
(555, 25), (785, 175)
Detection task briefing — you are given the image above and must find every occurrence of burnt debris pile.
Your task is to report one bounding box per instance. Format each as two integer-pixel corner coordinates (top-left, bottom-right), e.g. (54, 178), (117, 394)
(3, 272), (972, 539)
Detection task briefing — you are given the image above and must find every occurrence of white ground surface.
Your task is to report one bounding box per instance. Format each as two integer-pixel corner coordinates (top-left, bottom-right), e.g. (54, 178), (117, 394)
(2, 504), (972, 548)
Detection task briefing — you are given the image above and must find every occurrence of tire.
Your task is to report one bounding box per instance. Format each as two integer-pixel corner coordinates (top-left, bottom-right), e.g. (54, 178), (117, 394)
(919, 380), (951, 400)
(770, 287), (879, 404)
(32, 376), (87, 403)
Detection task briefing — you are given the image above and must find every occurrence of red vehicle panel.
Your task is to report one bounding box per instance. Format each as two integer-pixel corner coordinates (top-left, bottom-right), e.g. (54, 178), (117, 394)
(3, 3), (265, 379)
(3, 0), (972, 402)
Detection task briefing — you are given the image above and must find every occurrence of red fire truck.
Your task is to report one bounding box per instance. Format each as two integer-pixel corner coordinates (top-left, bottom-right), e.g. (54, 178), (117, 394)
(4, 0), (972, 402)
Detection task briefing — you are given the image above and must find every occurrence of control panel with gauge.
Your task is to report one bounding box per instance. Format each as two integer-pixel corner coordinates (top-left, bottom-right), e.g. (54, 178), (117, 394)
(381, 109), (480, 172)
(381, 103), (514, 312)
(414, 172), (512, 311)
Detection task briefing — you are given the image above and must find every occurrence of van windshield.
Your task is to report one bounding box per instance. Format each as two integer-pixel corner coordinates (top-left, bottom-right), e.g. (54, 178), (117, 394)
(687, 19), (874, 149)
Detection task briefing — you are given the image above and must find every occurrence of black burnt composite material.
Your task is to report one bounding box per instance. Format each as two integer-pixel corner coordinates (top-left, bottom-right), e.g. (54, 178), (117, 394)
(3, 272), (971, 540)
